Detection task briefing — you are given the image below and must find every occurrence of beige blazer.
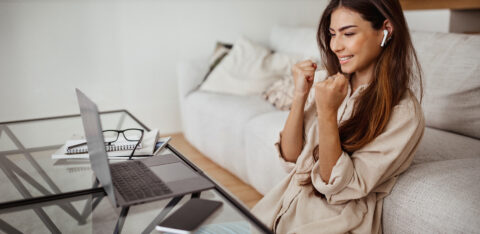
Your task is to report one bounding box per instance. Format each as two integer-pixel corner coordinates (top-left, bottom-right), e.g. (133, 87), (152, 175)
(251, 84), (425, 234)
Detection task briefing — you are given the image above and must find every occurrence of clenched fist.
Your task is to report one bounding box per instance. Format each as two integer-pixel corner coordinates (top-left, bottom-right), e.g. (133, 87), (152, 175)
(314, 72), (349, 117)
(291, 60), (317, 99)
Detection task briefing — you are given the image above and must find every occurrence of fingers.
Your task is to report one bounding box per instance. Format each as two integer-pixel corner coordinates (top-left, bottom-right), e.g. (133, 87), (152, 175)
(304, 71), (316, 81)
(292, 60), (317, 81)
(292, 65), (313, 77)
(334, 73), (349, 87)
(296, 60), (317, 71)
(319, 73), (349, 89)
(326, 73), (348, 83)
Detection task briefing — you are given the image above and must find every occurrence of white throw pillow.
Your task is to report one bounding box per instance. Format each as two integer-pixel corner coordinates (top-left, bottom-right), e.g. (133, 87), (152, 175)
(199, 36), (295, 96)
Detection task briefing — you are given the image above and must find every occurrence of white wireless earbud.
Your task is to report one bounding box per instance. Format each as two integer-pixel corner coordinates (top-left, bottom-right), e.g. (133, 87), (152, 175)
(381, 29), (388, 47)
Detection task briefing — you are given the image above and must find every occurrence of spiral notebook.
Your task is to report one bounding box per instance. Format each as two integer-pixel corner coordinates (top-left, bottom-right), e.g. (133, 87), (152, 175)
(65, 139), (142, 154)
(52, 129), (158, 159)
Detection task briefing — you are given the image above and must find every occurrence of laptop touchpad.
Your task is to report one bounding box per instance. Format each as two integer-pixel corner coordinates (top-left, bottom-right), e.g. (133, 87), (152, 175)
(149, 163), (198, 183)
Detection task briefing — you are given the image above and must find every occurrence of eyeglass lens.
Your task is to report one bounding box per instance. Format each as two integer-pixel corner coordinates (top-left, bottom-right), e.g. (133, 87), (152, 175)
(102, 129), (142, 143)
(122, 129), (143, 141)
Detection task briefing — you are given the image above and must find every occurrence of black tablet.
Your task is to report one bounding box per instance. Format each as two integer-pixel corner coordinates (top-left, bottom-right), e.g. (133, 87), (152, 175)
(156, 198), (223, 234)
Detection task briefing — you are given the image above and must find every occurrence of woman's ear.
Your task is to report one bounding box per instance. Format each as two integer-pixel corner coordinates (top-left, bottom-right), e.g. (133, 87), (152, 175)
(383, 19), (394, 40)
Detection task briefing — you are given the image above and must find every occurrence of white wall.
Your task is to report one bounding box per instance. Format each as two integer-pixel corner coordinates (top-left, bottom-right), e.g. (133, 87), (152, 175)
(0, 0), (327, 134)
(0, 0), (453, 134)
(0, 1), (124, 121)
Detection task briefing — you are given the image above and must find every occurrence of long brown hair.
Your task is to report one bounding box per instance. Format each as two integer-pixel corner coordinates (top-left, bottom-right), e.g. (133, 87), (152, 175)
(317, 0), (423, 154)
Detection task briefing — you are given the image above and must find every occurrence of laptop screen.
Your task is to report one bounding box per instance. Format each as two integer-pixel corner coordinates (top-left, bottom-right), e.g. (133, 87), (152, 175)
(76, 89), (117, 206)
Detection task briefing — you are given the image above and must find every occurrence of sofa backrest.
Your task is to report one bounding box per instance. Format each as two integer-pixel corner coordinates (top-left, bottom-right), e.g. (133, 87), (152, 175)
(411, 31), (480, 139)
(269, 26), (480, 139)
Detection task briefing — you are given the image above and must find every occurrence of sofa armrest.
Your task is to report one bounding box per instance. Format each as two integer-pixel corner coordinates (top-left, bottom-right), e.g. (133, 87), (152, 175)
(177, 58), (209, 100)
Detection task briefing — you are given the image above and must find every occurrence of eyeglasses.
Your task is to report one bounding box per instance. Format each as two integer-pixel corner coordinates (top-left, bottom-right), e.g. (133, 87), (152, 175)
(68, 128), (144, 160)
(103, 128), (144, 160)
(102, 128), (144, 144)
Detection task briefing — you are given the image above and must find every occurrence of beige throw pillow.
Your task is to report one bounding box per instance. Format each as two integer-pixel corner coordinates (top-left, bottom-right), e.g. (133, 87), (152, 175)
(263, 69), (327, 110)
(262, 74), (295, 111)
(199, 37), (294, 96)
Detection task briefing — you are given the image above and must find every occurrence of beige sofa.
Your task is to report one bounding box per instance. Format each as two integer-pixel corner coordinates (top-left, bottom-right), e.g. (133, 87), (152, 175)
(177, 26), (480, 233)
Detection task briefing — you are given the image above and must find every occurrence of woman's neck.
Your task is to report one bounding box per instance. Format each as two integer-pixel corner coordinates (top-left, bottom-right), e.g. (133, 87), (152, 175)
(351, 63), (375, 94)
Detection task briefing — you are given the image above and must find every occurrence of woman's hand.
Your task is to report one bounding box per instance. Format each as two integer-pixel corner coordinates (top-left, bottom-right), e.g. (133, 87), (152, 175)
(292, 60), (317, 99)
(314, 72), (349, 117)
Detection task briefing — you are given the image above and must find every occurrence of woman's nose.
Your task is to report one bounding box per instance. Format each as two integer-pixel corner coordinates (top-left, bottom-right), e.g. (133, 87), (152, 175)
(330, 37), (344, 53)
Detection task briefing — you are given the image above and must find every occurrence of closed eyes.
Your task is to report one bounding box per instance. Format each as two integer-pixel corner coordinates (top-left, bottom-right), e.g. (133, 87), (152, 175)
(329, 32), (356, 37)
(329, 25), (358, 37)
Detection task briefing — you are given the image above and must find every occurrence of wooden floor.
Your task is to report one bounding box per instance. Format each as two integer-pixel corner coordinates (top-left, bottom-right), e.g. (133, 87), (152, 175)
(167, 133), (264, 209)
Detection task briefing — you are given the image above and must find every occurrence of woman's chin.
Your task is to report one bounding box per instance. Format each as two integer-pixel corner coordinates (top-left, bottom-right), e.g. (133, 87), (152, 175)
(340, 67), (354, 74)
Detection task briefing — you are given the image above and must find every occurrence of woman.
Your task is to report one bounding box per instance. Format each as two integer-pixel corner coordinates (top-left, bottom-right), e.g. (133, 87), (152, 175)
(251, 0), (425, 233)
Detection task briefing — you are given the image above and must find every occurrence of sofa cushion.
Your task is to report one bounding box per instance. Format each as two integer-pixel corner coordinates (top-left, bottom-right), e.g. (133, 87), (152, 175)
(244, 111), (290, 195)
(182, 91), (276, 182)
(411, 31), (480, 139)
(413, 127), (480, 164)
(383, 158), (480, 233)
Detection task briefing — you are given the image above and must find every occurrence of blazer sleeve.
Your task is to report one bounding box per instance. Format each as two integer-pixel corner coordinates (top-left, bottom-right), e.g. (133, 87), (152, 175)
(311, 99), (425, 205)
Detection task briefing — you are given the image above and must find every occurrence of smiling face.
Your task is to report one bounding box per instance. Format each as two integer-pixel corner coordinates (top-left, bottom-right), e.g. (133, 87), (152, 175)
(329, 7), (384, 75)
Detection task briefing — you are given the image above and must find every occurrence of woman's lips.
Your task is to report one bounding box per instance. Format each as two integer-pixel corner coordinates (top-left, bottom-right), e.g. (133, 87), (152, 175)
(339, 55), (353, 65)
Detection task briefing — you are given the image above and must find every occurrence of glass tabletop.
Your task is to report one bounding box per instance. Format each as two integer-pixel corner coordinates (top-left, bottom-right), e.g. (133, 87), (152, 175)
(0, 111), (271, 233)
(0, 111), (145, 204)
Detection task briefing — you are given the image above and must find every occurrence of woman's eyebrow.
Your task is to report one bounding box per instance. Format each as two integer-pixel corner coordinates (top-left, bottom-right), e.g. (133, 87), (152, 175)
(329, 25), (358, 32)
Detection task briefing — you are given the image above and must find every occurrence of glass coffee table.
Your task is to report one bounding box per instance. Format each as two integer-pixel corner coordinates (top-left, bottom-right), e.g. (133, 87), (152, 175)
(0, 110), (271, 233)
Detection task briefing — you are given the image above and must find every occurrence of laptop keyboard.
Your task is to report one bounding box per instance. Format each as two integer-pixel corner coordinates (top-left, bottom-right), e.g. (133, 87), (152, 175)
(110, 160), (172, 202)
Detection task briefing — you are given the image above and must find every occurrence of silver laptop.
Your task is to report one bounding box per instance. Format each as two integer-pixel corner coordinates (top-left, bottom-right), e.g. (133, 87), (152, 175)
(76, 89), (214, 207)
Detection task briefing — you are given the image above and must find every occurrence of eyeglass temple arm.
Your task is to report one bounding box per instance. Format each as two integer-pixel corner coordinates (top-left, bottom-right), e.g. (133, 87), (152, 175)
(128, 132), (144, 160)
